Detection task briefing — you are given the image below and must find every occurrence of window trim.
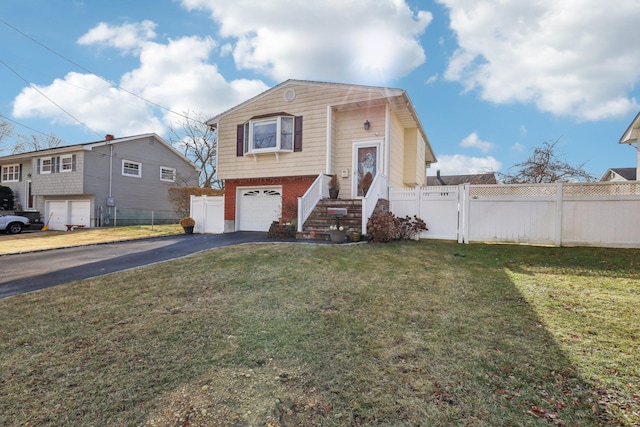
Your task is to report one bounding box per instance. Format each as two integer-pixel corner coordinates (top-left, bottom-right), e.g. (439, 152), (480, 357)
(122, 159), (142, 178)
(40, 158), (52, 174)
(60, 154), (73, 173)
(160, 166), (176, 182)
(1, 164), (20, 182)
(244, 115), (294, 155)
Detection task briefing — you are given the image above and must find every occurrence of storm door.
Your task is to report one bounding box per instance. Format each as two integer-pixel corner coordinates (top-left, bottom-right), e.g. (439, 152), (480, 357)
(352, 141), (381, 198)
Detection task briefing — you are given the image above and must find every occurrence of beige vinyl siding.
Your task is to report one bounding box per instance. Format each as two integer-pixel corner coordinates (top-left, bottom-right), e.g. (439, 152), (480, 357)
(217, 83), (398, 181)
(402, 127), (426, 187)
(333, 106), (386, 197)
(403, 128), (418, 186)
(415, 131), (427, 186)
(388, 112), (405, 188)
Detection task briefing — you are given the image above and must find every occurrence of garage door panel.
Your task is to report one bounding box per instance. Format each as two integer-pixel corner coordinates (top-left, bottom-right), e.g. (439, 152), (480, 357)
(70, 201), (90, 226)
(46, 200), (91, 231)
(237, 188), (281, 231)
(47, 201), (68, 231)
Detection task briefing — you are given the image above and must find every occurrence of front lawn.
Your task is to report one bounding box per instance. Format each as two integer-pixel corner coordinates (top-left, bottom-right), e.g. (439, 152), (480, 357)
(0, 241), (638, 426)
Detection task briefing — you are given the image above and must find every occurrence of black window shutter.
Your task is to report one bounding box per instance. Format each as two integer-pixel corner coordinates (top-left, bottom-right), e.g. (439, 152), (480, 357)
(294, 116), (303, 152)
(37, 159), (41, 174)
(19, 164), (22, 181)
(237, 124), (245, 156)
(72, 154), (77, 171)
(54, 156), (59, 173)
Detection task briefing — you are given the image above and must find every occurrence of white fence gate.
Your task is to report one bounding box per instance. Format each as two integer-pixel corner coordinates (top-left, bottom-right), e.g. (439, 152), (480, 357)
(390, 182), (640, 248)
(190, 195), (224, 234)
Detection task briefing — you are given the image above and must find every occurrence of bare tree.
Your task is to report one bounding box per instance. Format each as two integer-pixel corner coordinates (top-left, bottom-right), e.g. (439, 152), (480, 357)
(0, 120), (14, 154)
(168, 111), (221, 188)
(11, 132), (63, 154)
(499, 139), (596, 183)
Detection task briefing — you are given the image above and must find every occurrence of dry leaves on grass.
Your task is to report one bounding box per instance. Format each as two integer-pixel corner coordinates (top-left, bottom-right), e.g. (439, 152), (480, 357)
(144, 362), (332, 427)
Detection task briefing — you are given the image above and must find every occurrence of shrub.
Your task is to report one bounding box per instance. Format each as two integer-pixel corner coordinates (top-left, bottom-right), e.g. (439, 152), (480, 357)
(360, 172), (373, 196)
(367, 212), (427, 243)
(179, 217), (195, 227)
(0, 185), (15, 210)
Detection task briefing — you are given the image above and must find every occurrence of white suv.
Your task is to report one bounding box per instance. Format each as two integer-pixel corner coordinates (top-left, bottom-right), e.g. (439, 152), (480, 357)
(0, 214), (31, 234)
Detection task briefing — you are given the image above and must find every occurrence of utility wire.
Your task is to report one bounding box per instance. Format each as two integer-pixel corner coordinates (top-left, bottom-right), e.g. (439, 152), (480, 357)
(0, 17), (202, 125)
(0, 113), (60, 139)
(0, 58), (100, 135)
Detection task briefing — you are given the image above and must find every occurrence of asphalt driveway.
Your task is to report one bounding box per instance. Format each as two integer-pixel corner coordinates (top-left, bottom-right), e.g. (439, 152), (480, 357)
(0, 232), (300, 299)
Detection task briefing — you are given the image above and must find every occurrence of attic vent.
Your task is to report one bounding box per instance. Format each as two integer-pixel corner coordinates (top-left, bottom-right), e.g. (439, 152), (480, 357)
(283, 88), (296, 102)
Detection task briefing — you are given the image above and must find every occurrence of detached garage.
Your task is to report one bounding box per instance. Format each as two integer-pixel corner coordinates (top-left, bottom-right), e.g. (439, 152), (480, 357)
(236, 187), (282, 231)
(45, 200), (91, 231)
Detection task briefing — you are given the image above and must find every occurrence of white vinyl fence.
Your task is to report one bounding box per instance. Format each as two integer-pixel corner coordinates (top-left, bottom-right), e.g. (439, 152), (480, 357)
(190, 195), (224, 234)
(390, 182), (640, 248)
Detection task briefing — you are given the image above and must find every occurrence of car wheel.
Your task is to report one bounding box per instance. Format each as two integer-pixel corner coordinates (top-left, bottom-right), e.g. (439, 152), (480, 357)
(7, 222), (23, 234)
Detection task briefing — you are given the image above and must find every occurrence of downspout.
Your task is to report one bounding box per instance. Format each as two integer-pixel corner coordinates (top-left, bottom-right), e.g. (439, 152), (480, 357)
(384, 103), (391, 198)
(326, 105), (333, 174)
(108, 143), (113, 198)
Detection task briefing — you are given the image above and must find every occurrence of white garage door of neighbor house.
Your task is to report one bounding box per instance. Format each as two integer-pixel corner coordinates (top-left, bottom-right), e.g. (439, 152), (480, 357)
(46, 200), (91, 231)
(237, 188), (282, 231)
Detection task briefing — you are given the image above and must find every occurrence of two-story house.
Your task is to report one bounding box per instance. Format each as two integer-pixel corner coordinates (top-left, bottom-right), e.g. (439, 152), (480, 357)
(0, 133), (199, 230)
(619, 111), (640, 180)
(206, 79), (436, 233)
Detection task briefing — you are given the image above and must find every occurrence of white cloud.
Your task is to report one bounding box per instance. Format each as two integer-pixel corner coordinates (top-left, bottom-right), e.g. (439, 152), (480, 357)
(459, 132), (494, 153)
(425, 74), (438, 85)
(511, 142), (525, 152)
(432, 154), (501, 175)
(77, 20), (157, 53)
(13, 72), (165, 136)
(13, 23), (269, 137)
(438, 0), (640, 120)
(180, 0), (432, 84)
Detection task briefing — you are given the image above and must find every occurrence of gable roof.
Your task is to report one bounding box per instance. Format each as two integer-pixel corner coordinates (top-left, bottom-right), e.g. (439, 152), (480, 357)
(0, 133), (198, 170)
(426, 172), (497, 186)
(206, 79), (436, 163)
(600, 167), (637, 181)
(620, 111), (640, 144)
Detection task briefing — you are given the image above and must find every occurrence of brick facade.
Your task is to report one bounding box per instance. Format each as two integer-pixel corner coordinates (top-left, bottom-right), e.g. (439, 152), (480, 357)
(225, 175), (317, 221)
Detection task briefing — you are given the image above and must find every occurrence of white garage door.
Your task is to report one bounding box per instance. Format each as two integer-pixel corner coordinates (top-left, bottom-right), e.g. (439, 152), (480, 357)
(47, 201), (68, 231)
(237, 188), (282, 231)
(46, 200), (91, 231)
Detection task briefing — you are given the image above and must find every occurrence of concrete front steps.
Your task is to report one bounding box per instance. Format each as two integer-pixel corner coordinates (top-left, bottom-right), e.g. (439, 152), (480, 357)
(297, 198), (363, 241)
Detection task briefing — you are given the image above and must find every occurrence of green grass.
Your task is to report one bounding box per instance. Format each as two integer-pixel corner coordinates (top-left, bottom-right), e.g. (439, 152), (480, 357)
(0, 241), (638, 426)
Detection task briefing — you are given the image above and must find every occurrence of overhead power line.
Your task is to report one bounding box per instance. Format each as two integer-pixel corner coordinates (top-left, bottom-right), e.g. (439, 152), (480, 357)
(0, 18), (204, 126)
(0, 58), (100, 135)
(0, 113), (61, 138)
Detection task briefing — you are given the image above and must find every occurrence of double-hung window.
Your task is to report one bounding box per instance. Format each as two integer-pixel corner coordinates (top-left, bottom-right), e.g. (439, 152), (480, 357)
(1, 164), (20, 182)
(160, 166), (176, 182)
(60, 155), (73, 172)
(40, 158), (52, 174)
(242, 115), (297, 154)
(122, 160), (142, 178)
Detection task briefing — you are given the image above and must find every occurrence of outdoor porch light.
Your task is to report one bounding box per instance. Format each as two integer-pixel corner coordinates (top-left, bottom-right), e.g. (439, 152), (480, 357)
(364, 120), (370, 130)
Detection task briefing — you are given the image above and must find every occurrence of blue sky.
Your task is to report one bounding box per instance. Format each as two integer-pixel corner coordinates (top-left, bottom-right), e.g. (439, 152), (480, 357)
(1, 0), (639, 179)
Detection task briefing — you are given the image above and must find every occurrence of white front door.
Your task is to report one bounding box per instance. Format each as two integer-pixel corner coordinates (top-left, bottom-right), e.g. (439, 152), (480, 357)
(352, 141), (382, 198)
(237, 187), (282, 231)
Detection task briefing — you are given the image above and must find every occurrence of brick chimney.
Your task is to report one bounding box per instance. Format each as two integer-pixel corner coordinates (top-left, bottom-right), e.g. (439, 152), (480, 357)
(105, 134), (114, 141)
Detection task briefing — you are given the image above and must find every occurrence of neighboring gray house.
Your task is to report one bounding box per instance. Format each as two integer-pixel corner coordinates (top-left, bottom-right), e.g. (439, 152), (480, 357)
(600, 167), (637, 182)
(426, 170), (497, 186)
(0, 133), (199, 230)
